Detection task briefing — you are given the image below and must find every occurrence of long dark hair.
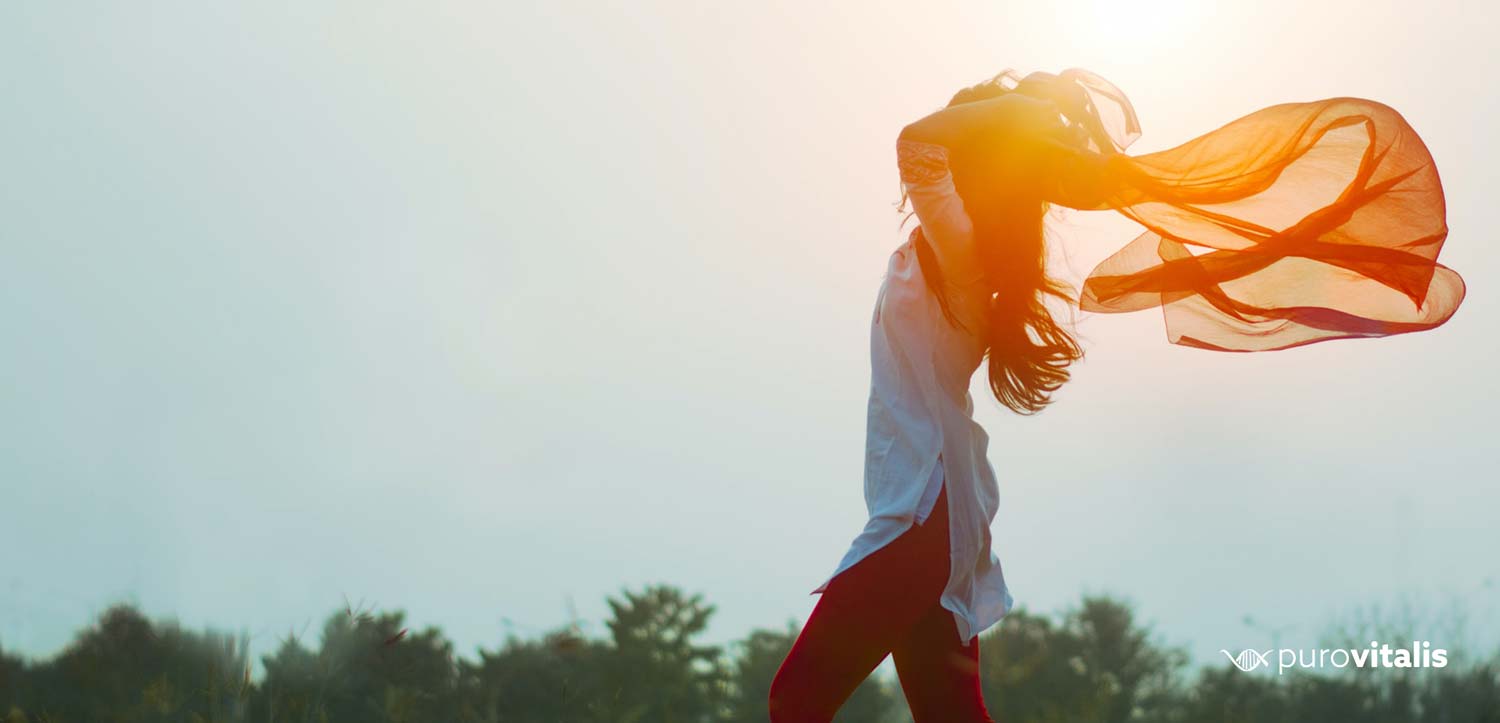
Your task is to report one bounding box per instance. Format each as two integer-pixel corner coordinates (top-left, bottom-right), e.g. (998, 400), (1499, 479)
(903, 74), (1085, 415)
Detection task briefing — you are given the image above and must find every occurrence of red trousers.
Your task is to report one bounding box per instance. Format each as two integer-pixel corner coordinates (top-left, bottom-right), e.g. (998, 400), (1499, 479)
(768, 482), (995, 722)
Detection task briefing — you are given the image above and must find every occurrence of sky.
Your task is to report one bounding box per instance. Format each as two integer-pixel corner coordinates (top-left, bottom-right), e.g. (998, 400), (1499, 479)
(2, 0), (1497, 672)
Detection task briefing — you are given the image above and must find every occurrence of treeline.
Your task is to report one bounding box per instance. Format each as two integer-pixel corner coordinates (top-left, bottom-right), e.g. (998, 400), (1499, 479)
(1, 583), (1497, 722)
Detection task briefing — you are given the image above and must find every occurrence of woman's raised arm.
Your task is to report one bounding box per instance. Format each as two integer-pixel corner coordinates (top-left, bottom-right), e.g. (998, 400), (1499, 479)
(897, 93), (1037, 157)
(899, 93), (1119, 210)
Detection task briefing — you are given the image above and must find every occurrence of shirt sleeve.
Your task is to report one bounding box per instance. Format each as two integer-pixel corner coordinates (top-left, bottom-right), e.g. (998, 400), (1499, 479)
(897, 139), (986, 288)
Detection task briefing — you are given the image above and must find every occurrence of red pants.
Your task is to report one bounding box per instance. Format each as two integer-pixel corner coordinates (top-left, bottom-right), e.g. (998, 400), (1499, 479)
(768, 482), (995, 722)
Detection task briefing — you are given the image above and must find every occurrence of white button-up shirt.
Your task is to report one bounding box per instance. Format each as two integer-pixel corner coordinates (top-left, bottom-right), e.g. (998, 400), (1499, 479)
(811, 139), (1014, 647)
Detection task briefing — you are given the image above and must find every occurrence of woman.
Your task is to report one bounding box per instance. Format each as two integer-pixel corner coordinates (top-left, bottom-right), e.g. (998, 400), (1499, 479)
(768, 68), (1462, 722)
(764, 69), (1113, 723)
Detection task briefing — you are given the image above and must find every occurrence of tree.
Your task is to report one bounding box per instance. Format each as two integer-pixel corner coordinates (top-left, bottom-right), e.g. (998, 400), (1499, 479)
(2, 604), (250, 722)
(1176, 664), (1290, 723)
(601, 584), (729, 723)
(251, 603), (459, 722)
(2, 589), (1497, 722)
(977, 597), (1188, 723)
(459, 626), (615, 723)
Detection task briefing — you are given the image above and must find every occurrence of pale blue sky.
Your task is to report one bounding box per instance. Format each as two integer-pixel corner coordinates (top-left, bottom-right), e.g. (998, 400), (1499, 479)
(2, 0), (1496, 670)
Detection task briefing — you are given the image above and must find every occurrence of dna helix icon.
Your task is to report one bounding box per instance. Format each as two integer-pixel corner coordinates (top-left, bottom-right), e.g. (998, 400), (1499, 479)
(1220, 648), (1272, 672)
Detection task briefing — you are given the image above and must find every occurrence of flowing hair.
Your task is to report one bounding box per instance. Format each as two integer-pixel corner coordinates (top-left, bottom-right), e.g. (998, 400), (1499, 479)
(901, 74), (1085, 415)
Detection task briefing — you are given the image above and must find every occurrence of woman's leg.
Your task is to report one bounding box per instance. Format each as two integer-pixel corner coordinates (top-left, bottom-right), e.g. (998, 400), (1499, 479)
(767, 487), (952, 723)
(764, 576), (911, 723)
(891, 602), (995, 723)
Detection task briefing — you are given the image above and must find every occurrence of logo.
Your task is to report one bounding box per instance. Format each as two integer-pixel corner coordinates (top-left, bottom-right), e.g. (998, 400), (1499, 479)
(1220, 641), (1449, 675)
(1220, 648), (1272, 672)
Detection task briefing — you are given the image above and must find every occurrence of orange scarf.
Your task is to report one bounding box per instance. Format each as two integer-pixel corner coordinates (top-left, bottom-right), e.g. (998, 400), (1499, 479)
(1032, 69), (1463, 351)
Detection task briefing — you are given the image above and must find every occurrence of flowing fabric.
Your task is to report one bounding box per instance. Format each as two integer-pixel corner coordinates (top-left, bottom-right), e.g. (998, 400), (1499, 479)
(1020, 68), (1465, 351)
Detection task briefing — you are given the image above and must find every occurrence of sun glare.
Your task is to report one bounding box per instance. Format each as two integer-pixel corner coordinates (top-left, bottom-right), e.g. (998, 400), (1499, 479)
(1064, 0), (1209, 62)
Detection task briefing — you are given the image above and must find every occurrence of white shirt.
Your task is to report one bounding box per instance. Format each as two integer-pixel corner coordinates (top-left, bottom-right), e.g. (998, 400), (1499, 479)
(914, 454), (943, 526)
(811, 139), (1014, 647)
